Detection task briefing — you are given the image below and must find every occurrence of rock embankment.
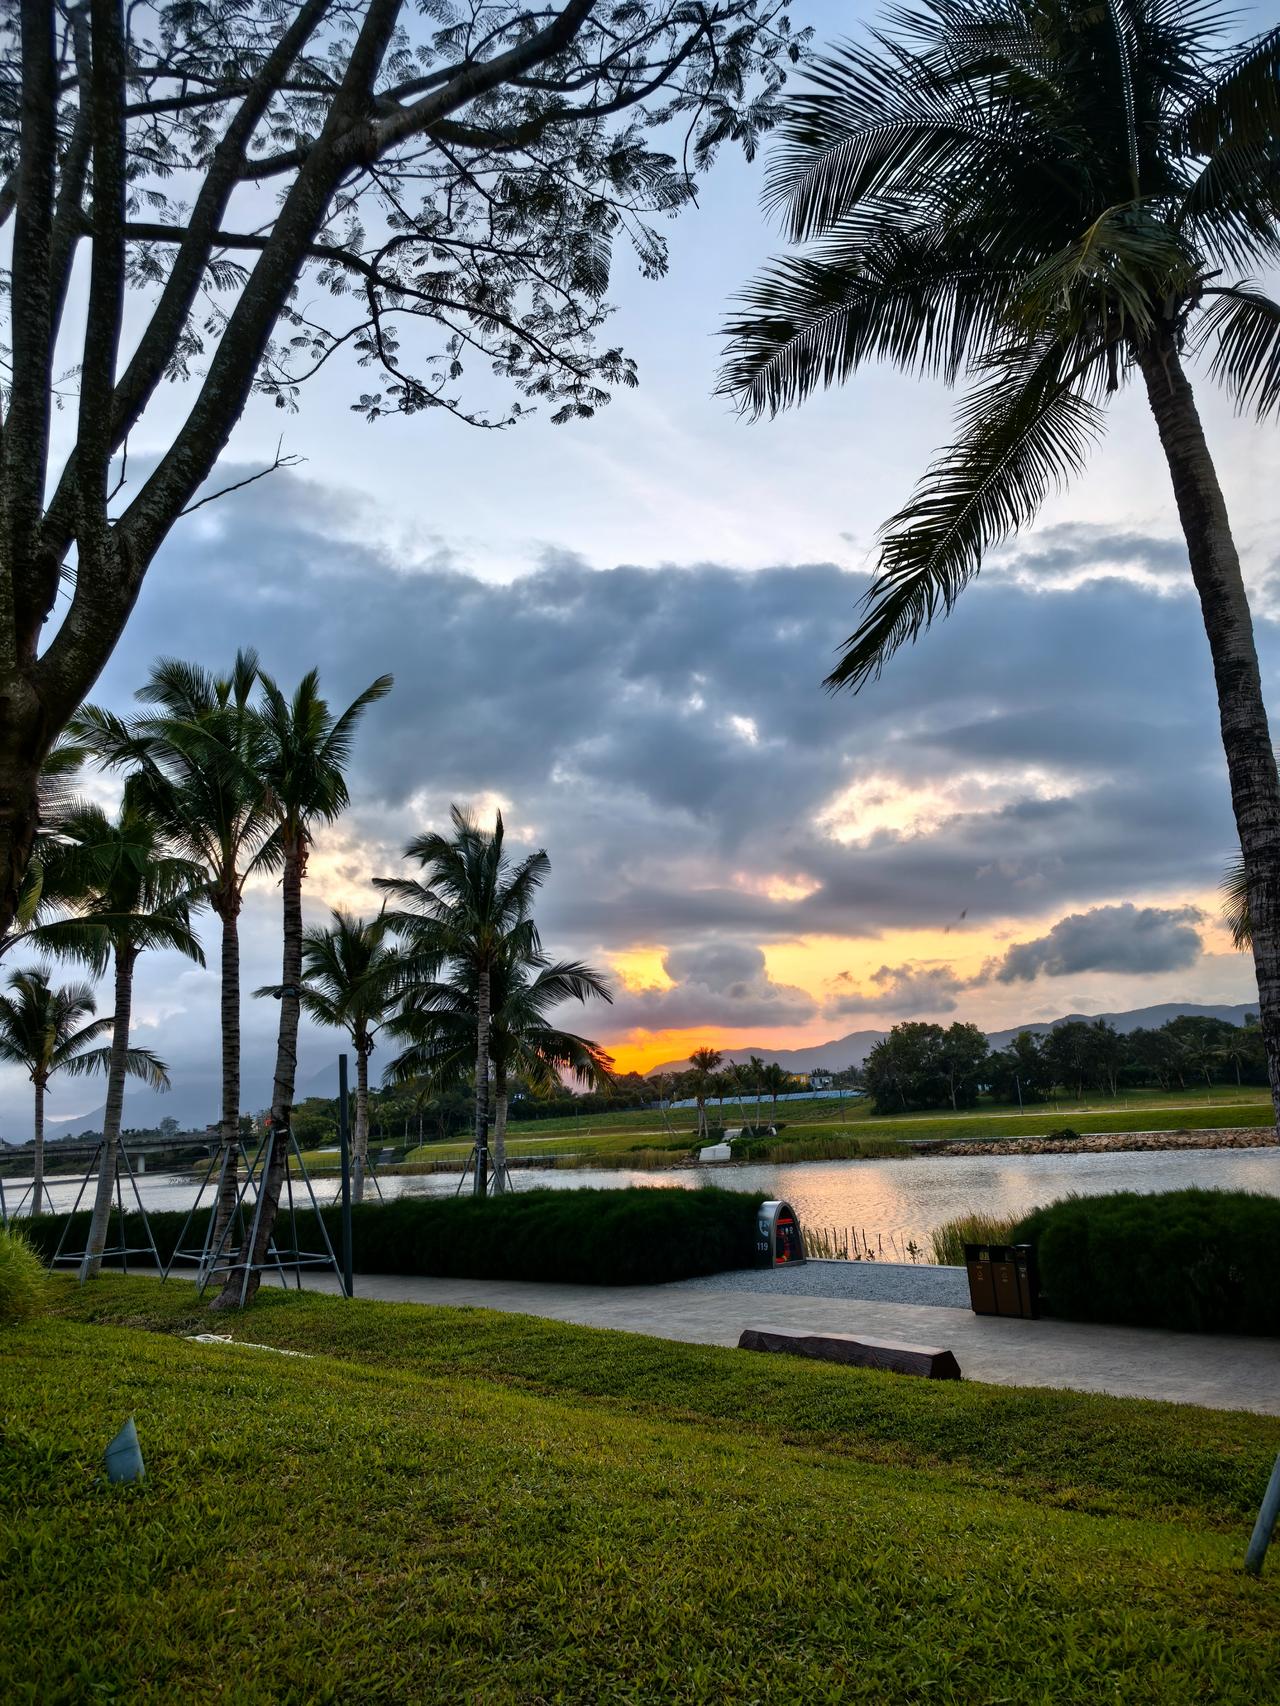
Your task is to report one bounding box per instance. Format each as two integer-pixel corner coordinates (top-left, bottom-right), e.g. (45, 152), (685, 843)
(943, 1126), (1278, 1158)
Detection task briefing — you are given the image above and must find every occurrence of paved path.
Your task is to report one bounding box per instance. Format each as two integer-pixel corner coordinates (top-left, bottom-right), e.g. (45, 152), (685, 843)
(277, 1268), (1280, 1415)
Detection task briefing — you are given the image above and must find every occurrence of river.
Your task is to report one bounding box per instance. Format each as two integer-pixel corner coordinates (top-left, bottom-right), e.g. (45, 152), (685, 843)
(8, 1143), (1278, 1254)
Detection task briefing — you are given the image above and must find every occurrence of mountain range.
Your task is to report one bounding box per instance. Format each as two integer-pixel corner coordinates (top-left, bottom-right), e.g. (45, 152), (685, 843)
(648, 1001), (1261, 1076)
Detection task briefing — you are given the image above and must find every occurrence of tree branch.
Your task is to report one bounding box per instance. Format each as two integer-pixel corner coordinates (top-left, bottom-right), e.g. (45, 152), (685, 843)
(177, 444), (305, 516)
(1, 0), (61, 670)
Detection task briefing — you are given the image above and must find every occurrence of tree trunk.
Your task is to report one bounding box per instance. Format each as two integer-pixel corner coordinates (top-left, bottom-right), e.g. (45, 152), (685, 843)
(473, 964), (491, 1196)
(352, 1038), (370, 1204)
(491, 1068), (509, 1194)
(209, 900), (242, 1255)
(1138, 338), (1280, 1133)
(80, 942), (136, 1281)
(31, 1077), (45, 1217)
(0, 698), (45, 945)
(216, 836), (303, 1307)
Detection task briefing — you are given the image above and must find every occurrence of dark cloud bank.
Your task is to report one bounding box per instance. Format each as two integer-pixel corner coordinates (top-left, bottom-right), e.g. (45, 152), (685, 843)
(5, 474), (1270, 1129)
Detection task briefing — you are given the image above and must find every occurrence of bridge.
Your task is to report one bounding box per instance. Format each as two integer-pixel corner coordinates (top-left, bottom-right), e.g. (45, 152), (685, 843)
(0, 1135), (220, 1174)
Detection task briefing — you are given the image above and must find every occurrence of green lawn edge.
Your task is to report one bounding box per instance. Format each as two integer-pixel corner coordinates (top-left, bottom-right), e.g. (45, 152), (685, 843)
(42, 1274), (1280, 1530)
(4, 1285), (1279, 1704)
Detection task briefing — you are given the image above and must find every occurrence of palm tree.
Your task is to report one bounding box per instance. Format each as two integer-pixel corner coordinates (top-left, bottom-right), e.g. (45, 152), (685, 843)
(259, 909), (400, 1205)
(3, 739), (94, 957)
(722, 0), (1280, 1128)
(745, 1054), (769, 1124)
(30, 798), (205, 1276)
(376, 806), (550, 1196)
(226, 668), (392, 1307)
(387, 953), (613, 1192)
(688, 1046), (724, 1138)
(759, 1060), (793, 1121)
(0, 967), (167, 1215)
(72, 652), (275, 1240)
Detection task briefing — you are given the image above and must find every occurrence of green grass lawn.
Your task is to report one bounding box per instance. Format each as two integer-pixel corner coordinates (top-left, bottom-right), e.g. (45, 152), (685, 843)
(323, 1089), (1275, 1175)
(3, 1278), (1278, 1702)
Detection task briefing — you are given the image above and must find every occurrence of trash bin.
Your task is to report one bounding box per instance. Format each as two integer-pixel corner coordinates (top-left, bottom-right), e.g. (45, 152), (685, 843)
(964, 1243), (999, 1315)
(964, 1242), (1039, 1318)
(755, 1200), (806, 1267)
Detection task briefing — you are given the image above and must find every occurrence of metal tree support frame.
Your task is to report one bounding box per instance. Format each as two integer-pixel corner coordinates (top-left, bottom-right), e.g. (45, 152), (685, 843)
(163, 1137), (279, 1290)
(1246, 1453), (1280, 1575)
(206, 1124), (347, 1308)
(453, 1144), (514, 1197)
(48, 1141), (164, 1278)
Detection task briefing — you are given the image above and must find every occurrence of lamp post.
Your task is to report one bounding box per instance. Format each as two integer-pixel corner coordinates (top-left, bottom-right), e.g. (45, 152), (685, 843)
(337, 1054), (354, 1297)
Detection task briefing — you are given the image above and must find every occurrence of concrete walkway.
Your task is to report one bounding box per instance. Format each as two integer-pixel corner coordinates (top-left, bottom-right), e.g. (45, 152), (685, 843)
(283, 1269), (1280, 1416)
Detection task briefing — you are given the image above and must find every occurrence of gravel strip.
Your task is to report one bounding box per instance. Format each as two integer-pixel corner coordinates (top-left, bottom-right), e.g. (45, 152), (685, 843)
(674, 1259), (970, 1309)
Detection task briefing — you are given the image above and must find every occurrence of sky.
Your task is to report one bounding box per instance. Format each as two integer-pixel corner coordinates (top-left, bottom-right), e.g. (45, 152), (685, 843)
(6, 0), (1280, 1134)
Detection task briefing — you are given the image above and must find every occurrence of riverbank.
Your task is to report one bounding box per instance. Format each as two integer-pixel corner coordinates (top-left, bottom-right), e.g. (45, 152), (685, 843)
(942, 1126), (1278, 1158)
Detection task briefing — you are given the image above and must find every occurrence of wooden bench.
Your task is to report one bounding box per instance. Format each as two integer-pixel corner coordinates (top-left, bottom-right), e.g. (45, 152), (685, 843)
(737, 1325), (961, 1381)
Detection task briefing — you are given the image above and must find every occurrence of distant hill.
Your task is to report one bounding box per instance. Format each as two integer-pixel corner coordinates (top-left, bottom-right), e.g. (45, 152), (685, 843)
(650, 1032), (889, 1076)
(984, 1001), (1259, 1049)
(648, 1000), (1261, 1076)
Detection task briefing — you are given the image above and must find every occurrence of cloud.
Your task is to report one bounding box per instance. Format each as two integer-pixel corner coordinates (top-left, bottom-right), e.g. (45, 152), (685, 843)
(609, 940), (817, 1030)
(827, 962), (971, 1017)
(992, 903), (1206, 982)
(8, 468), (1264, 1127)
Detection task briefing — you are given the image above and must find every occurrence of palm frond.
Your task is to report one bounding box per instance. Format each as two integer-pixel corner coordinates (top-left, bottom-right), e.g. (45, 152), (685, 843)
(1016, 204), (1194, 340)
(765, 37), (1038, 244)
(1220, 853), (1252, 949)
(1194, 283), (1280, 418)
(720, 226), (1017, 413)
(828, 334), (1106, 690)
(1180, 24), (1280, 156)
(60, 1044), (172, 1090)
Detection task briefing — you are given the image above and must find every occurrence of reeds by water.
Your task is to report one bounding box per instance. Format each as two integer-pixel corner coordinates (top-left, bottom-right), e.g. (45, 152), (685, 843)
(803, 1224), (926, 1263)
(928, 1212), (1021, 1267)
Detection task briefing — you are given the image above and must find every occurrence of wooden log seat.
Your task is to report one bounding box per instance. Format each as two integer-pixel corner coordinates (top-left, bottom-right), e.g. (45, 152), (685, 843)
(737, 1324), (961, 1380)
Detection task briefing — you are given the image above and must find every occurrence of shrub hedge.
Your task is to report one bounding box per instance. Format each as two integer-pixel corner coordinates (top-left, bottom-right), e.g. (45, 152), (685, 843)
(20, 1186), (763, 1287)
(1012, 1188), (1280, 1335)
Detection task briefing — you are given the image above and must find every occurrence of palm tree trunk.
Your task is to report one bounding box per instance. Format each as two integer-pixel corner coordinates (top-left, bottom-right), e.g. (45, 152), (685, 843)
(1138, 337), (1280, 1133)
(352, 1039), (370, 1204)
(210, 901), (242, 1254)
(491, 1067), (508, 1194)
(473, 964), (491, 1196)
(31, 1078), (45, 1217)
(217, 839), (303, 1307)
(80, 943), (136, 1281)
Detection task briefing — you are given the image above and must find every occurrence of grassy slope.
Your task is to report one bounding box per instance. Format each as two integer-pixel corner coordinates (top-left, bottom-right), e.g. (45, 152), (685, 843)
(3, 1279), (1278, 1703)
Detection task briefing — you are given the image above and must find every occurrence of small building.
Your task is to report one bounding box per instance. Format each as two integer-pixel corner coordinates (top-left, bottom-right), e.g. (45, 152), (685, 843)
(807, 1071), (833, 1090)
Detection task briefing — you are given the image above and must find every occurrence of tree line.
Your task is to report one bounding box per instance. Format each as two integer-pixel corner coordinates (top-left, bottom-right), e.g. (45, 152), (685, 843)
(2, 655), (613, 1307)
(862, 1015), (1268, 1116)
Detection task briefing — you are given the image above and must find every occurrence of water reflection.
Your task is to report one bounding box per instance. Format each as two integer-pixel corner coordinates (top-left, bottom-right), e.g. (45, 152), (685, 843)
(10, 1143), (1278, 1249)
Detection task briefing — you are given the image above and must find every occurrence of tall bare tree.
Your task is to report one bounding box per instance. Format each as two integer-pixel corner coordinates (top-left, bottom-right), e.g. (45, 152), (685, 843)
(0, 0), (801, 941)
